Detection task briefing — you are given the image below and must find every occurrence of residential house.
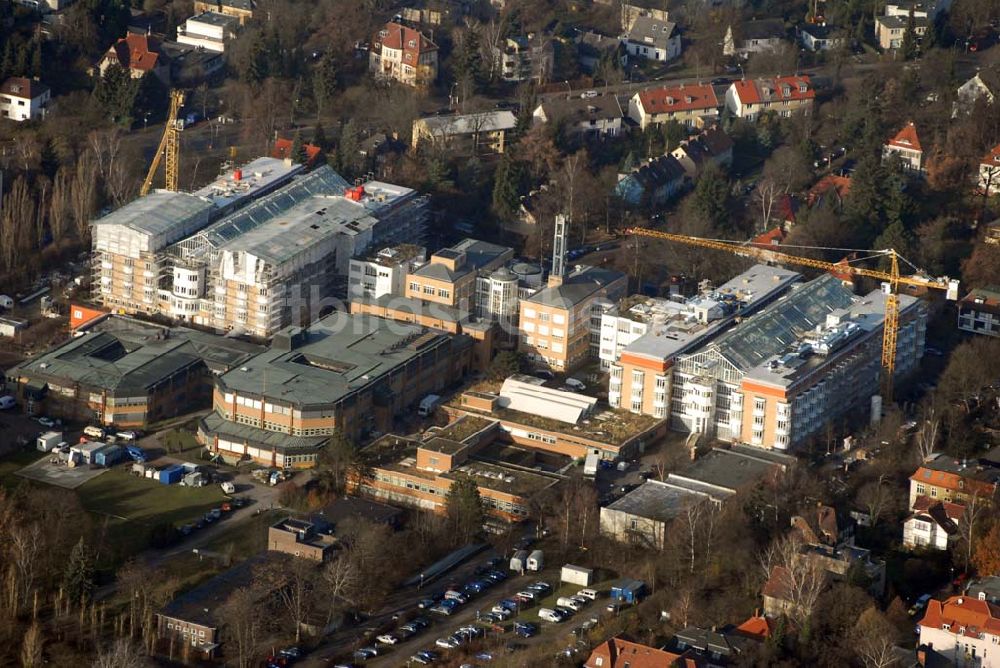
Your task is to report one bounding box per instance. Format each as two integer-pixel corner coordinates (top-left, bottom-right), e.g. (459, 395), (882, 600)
(957, 287), (1000, 338)
(724, 76), (814, 121)
(412, 110), (518, 155)
(978, 143), (1000, 194)
(798, 23), (846, 51)
(176, 11), (237, 52)
(903, 496), (962, 550)
(160, 40), (224, 86)
(885, 0), (951, 20)
(665, 626), (764, 663)
(807, 174), (852, 208)
(575, 30), (624, 74)
(584, 637), (687, 668)
(532, 94), (624, 140)
(966, 576), (1000, 605)
(917, 596), (1000, 667)
(369, 21), (438, 87)
(615, 154), (687, 207)
(622, 15), (681, 62)
(99, 33), (170, 84)
(723, 19), (786, 58)
(492, 34), (554, 84)
(670, 126), (734, 177)
(271, 137), (322, 167)
(875, 14), (928, 51)
(627, 83), (719, 129)
(0, 77), (50, 122)
(883, 122), (924, 174)
(193, 0), (253, 25)
(908, 454), (1000, 510)
(956, 69), (999, 115)
(267, 517), (336, 561)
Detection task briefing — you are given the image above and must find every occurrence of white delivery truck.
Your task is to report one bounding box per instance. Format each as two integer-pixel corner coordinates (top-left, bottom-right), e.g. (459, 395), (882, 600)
(418, 394), (442, 417)
(583, 452), (599, 477)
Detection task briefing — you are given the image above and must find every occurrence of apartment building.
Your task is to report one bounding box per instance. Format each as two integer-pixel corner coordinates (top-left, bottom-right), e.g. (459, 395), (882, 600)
(369, 21), (438, 87)
(724, 75), (814, 120)
(627, 83), (719, 129)
(883, 121), (925, 173)
(176, 11), (238, 53)
(7, 314), (261, 427)
(0, 77), (50, 122)
(348, 244), (427, 301)
(667, 274), (925, 450)
(918, 595), (1000, 667)
(491, 34), (554, 83)
(354, 416), (561, 522)
(411, 110), (518, 155)
(958, 287), (1000, 337)
(200, 312), (473, 465)
(607, 265), (801, 417)
(450, 375), (668, 461)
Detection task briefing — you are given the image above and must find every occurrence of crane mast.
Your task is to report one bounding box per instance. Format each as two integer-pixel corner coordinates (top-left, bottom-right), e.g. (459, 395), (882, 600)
(624, 227), (958, 403)
(140, 90), (186, 197)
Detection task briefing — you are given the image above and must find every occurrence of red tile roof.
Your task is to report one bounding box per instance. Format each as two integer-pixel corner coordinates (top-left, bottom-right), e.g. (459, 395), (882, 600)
(0, 76), (49, 99)
(373, 22), (437, 59)
(751, 227), (785, 248)
(762, 565), (793, 601)
(920, 596), (1000, 637)
(983, 143), (1000, 167)
(807, 174), (852, 206)
(636, 83), (719, 115)
(912, 495), (965, 519)
(886, 122), (922, 152)
(272, 138), (322, 165)
(731, 75), (814, 106)
(735, 612), (774, 639)
(107, 34), (163, 72)
(910, 465), (998, 498)
(584, 637), (685, 668)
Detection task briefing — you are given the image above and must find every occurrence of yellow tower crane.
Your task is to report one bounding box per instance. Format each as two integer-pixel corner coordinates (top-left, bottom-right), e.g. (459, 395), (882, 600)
(140, 90), (186, 197)
(624, 227), (960, 403)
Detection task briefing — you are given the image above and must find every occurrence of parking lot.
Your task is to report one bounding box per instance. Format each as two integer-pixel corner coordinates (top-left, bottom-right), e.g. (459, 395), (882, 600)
(16, 454), (110, 489)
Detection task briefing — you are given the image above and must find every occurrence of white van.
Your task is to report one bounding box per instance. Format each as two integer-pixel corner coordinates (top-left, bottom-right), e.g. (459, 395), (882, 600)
(0, 395), (15, 410)
(0, 295), (13, 310)
(576, 588), (600, 601)
(538, 608), (562, 623)
(83, 425), (106, 439)
(556, 596), (583, 611)
(417, 394), (441, 417)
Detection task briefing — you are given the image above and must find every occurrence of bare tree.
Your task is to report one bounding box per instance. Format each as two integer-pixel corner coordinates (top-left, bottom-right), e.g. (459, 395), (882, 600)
(753, 177), (785, 232)
(858, 475), (892, 526)
(0, 176), (37, 273)
(9, 521), (41, 610)
(89, 130), (136, 207)
(322, 555), (360, 624)
(854, 606), (899, 668)
(92, 639), (151, 668)
(71, 151), (98, 242)
(259, 557), (316, 643)
(682, 502), (705, 574)
(958, 491), (991, 572)
(760, 534), (827, 628)
(221, 585), (269, 668)
(916, 407), (939, 462)
(20, 620), (43, 667)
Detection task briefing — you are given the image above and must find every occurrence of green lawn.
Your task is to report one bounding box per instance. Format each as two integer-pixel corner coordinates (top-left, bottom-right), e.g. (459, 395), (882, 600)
(0, 450), (47, 487)
(78, 467), (226, 525)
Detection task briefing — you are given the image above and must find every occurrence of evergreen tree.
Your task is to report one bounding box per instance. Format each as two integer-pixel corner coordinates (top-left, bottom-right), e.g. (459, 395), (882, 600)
(445, 474), (484, 545)
(313, 53), (338, 117)
(662, 120), (686, 153)
(30, 42), (41, 79)
(93, 63), (140, 125)
(492, 154), (524, 219)
(64, 538), (95, 606)
(243, 35), (268, 88)
(291, 131), (307, 165)
(337, 118), (359, 176)
(313, 122), (327, 150)
(453, 29), (484, 95)
(620, 150), (638, 174)
(901, 8), (919, 60)
(40, 138), (59, 179)
(690, 163), (731, 231)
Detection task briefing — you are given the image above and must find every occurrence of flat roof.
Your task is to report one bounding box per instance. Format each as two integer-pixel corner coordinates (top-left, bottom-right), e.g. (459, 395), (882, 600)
(188, 10), (239, 26)
(420, 437), (469, 456)
(526, 265), (626, 308)
(604, 479), (710, 523)
(668, 446), (793, 493)
(412, 238), (513, 282)
(355, 243), (426, 267)
(499, 375), (597, 424)
(192, 156), (302, 210)
(91, 191), (214, 239)
(744, 287), (921, 388)
(217, 313), (454, 408)
(417, 110), (517, 136)
(623, 265), (800, 361)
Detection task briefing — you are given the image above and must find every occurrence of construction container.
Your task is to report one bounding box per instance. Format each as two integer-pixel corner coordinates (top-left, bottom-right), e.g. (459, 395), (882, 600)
(36, 431), (64, 452)
(93, 444), (122, 467)
(182, 471), (205, 487)
(158, 465), (184, 485)
(560, 564), (594, 587)
(609, 578), (647, 605)
(510, 550), (528, 572)
(527, 550), (544, 572)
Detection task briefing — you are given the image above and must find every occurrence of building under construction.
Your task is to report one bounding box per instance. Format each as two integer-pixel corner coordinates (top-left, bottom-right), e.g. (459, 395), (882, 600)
(92, 160), (428, 338)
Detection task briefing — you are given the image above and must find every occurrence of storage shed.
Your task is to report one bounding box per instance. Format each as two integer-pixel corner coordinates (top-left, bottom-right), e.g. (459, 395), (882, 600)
(561, 564), (594, 586)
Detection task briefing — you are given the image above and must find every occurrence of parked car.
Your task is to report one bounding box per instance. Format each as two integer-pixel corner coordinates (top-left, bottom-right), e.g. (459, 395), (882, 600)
(515, 590), (537, 601)
(376, 634), (399, 645)
(514, 622), (537, 637)
(352, 647), (378, 661)
(37, 417), (56, 428)
(538, 608), (564, 623)
(909, 594), (933, 617)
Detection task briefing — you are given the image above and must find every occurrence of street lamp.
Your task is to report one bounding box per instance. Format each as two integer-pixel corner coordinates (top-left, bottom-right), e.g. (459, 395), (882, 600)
(143, 112), (150, 130)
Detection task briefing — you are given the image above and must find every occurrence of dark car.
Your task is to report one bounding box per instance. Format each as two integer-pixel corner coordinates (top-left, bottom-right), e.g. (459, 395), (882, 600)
(514, 622), (537, 638)
(711, 77), (731, 85)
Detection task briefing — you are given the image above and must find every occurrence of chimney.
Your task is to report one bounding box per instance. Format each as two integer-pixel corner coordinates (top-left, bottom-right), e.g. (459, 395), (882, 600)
(548, 214), (568, 288)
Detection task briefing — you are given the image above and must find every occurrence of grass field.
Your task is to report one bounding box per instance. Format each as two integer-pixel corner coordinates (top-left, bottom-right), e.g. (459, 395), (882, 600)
(0, 450), (47, 487)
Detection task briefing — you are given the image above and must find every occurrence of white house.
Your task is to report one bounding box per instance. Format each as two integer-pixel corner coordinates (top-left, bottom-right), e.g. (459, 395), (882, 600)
(176, 12), (238, 53)
(622, 15), (681, 62)
(532, 94), (624, 140)
(918, 596), (1000, 667)
(798, 24), (846, 51)
(723, 19), (786, 58)
(0, 77), (50, 122)
(956, 70), (999, 115)
(882, 122), (924, 174)
(980, 143), (1000, 194)
(902, 496), (962, 550)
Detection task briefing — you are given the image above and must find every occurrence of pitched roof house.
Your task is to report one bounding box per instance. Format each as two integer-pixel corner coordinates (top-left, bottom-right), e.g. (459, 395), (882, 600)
(623, 15), (681, 62)
(956, 69), (999, 113)
(724, 75), (814, 120)
(918, 595), (1000, 663)
(533, 93), (624, 139)
(369, 21), (439, 87)
(882, 121), (924, 173)
(628, 83), (719, 129)
(615, 153), (688, 207)
(0, 77), (50, 122)
(272, 138), (322, 166)
(903, 495), (962, 550)
(807, 174), (852, 207)
(100, 33), (170, 84)
(670, 126), (734, 177)
(583, 637), (686, 668)
(979, 143), (1000, 195)
(723, 19), (786, 57)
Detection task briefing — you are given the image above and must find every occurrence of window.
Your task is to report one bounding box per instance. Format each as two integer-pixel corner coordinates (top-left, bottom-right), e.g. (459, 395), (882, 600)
(438, 288), (450, 298)
(409, 282), (420, 293)
(423, 285), (435, 295)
